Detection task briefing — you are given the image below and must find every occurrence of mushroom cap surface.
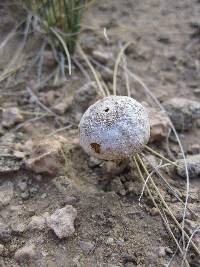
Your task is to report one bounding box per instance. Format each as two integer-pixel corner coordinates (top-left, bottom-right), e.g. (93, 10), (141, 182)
(79, 95), (150, 160)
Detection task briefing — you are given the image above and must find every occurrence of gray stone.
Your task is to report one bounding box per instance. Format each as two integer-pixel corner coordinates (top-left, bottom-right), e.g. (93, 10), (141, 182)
(0, 244), (4, 255)
(0, 222), (11, 242)
(87, 156), (102, 168)
(176, 154), (200, 179)
(188, 144), (200, 155)
(18, 181), (28, 192)
(163, 98), (200, 131)
(21, 191), (30, 200)
(62, 196), (77, 206)
(0, 182), (14, 208)
(40, 193), (47, 199)
(11, 222), (26, 234)
(193, 88), (200, 96)
(111, 178), (124, 194)
(79, 240), (95, 254)
(2, 107), (23, 128)
(28, 213), (49, 231)
(14, 244), (36, 263)
(0, 155), (22, 173)
(24, 136), (66, 176)
(92, 50), (113, 64)
(47, 206), (77, 239)
(158, 246), (166, 257)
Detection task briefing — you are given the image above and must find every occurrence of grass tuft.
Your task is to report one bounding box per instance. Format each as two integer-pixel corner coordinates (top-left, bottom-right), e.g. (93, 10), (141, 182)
(24, 0), (94, 54)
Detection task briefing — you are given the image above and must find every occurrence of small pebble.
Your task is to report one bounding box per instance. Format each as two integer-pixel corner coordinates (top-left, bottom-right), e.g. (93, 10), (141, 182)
(193, 88), (200, 96)
(159, 246), (166, 257)
(79, 240), (95, 254)
(0, 244), (4, 255)
(62, 196), (78, 206)
(150, 207), (159, 216)
(123, 253), (137, 264)
(18, 181), (28, 192)
(2, 107), (23, 128)
(21, 192), (30, 200)
(0, 222), (11, 242)
(28, 213), (49, 231)
(41, 193), (47, 199)
(92, 50), (113, 64)
(11, 222), (26, 234)
(106, 237), (114, 245)
(14, 244), (36, 262)
(188, 144), (200, 155)
(165, 247), (173, 255)
(30, 187), (38, 194)
(87, 157), (102, 168)
(116, 238), (125, 246)
(47, 206), (77, 239)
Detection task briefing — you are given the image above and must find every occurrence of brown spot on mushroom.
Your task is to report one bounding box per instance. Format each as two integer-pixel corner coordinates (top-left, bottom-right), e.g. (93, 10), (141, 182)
(90, 143), (101, 154)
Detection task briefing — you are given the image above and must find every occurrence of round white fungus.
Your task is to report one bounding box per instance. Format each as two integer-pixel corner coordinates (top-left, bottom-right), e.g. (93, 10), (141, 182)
(79, 96), (150, 160)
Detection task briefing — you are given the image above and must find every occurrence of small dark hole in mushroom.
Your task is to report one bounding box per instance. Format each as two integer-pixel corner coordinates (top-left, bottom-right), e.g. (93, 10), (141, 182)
(91, 143), (101, 154)
(104, 108), (109, 112)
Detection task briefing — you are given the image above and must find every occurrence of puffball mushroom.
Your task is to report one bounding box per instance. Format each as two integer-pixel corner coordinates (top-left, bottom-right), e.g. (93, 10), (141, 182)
(79, 96), (150, 161)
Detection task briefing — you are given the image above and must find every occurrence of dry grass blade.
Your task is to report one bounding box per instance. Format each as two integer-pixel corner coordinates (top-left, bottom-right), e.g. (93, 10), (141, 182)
(126, 69), (190, 251)
(145, 145), (179, 168)
(73, 57), (91, 81)
(139, 160), (166, 204)
(80, 52), (192, 254)
(0, 14), (32, 83)
(143, 153), (197, 218)
(121, 50), (131, 97)
(77, 44), (107, 97)
(50, 27), (72, 75)
(136, 154), (200, 257)
(182, 227), (200, 266)
(113, 41), (133, 95)
(133, 156), (190, 267)
(26, 87), (57, 116)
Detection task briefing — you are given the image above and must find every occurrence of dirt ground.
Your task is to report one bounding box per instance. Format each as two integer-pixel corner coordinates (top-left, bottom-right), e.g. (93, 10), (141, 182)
(0, 0), (200, 266)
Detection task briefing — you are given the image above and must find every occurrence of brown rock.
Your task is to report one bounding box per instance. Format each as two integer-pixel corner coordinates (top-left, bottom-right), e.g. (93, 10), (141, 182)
(92, 50), (113, 64)
(24, 136), (66, 176)
(150, 207), (159, 216)
(53, 96), (73, 115)
(2, 107), (23, 128)
(147, 106), (170, 142)
(39, 90), (57, 106)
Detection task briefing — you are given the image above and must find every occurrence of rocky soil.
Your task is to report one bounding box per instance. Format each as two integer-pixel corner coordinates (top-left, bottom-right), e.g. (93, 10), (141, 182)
(0, 0), (200, 266)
